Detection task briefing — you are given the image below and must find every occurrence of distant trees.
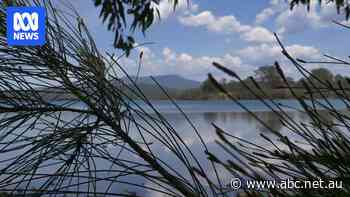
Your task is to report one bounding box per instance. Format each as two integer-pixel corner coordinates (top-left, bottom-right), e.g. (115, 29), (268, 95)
(303, 67), (350, 89)
(335, 74), (350, 87)
(254, 65), (284, 88)
(308, 67), (335, 85)
(209, 46), (350, 196)
(201, 77), (218, 93)
(335, 74), (345, 82)
(192, 66), (350, 100)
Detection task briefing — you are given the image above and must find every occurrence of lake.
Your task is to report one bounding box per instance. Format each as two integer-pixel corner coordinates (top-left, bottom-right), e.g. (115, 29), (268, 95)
(124, 99), (346, 196)
(0, 99), (347, 196)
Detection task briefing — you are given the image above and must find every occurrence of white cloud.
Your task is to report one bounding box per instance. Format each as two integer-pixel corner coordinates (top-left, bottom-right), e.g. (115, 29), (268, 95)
(119, 1), (349, 82)
(256, 0), (344, 34)
(179, 11), (275, 43)
(152, 0), (199, 20)
(236, 43), (322, 78)
(118, 46), (253, 81)
(136, 45), (154, 60)
(270, 0), (284, 5)
(242, 27), (276, 43)
(285, 45), (320, 59)
(179, 11), (214, 28)
(237, 44), (281, 62)
(255, 8), (275, 24)
(255, 0), (286, 24)
(161, 47), (247, 77)
(178, 11), (250, 33)
(133, 47), (254, 80)
(275, 4), (322, 34)
(178, 53), (193, 63)
(163, 47), (176, 63)
(237, 43), (320, 63)
(121, 42), (323, 81)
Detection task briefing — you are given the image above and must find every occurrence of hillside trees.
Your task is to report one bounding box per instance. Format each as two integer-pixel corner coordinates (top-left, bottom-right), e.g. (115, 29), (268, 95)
(254, 65), (284, 88)
(309, 67), (335, 84)
(201, 77), (219, 93)
(195, 66), (350, 99)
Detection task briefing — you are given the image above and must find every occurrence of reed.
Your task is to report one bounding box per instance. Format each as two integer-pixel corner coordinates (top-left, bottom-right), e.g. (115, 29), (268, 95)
(208, 32), (350, 196)
(0, 1), (218, 196)
(1, 1), (349, 196)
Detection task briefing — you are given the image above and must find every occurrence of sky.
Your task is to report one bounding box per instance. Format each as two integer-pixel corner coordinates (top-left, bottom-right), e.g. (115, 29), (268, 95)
(71, 0), (350, 81)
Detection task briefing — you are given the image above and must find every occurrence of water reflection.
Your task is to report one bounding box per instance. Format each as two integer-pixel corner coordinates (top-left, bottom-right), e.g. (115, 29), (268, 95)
(166, 111), (299, 142)
(3, 99), (347, 196)
(202, 111), (288, 134)
(132, 108), (349, 196)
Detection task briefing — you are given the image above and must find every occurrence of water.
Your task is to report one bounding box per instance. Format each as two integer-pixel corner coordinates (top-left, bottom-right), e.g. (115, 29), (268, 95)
(124, 99), (346, 196)
(132, 99), (347, 113)
(0, 99), (347, 196)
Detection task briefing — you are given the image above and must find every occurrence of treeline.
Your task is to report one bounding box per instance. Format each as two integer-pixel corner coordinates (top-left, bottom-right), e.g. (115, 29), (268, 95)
(178, 66), (350, 100)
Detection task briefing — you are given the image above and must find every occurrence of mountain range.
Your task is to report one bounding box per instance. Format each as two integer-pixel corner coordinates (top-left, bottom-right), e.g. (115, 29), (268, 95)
(122, 75), (201, 90)
(37, 75), (201, 100)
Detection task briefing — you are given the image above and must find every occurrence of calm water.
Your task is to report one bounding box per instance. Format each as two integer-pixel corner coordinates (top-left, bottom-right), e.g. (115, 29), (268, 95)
(1, 99), (347, 195)
(133, 99), (305, 113)
(111, 99), (346, 195)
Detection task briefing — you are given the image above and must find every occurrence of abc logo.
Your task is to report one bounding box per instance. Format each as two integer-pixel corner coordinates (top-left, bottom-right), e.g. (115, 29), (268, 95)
(13, 12), (39, 31)
(6, 7), (46, 46)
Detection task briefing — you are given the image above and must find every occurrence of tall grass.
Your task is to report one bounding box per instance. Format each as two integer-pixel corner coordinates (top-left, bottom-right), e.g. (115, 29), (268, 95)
(0, 1), (220, 196)
(208, 33), (350, 196)
(1, 1), (350, 197)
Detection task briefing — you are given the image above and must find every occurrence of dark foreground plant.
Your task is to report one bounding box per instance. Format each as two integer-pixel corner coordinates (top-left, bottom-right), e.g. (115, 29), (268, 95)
(0, 1), (221, 196)
(207, 32), (350, 196)
(2, 0), (350, 197)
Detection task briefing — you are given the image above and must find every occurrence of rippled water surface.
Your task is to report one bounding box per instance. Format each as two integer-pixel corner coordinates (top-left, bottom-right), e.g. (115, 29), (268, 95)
(1, 99), (347, 196)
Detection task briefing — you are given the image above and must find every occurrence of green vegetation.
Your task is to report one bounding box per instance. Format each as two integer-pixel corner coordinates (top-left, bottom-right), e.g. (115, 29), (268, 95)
(207, 34), (350, 196)
(92, 0), (350, 54)
(179, 66), (350, 100)
(0, 1), (205, 196)
(93, 0), (350, 54)
(42, 66), (346, 101)
(14, 66), (349, 101)
(92, 0), (172, 55)
(291, 0), (350, 20)
(56, 0), (350, 54)
(0, 0), (350, 196)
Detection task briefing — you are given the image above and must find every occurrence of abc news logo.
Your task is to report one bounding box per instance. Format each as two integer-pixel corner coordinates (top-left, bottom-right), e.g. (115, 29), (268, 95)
(6, 7), (46, 46)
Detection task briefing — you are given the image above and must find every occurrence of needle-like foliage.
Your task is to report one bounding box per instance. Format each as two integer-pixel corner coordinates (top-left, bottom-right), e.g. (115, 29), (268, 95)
(208, 32), (350, 196)
(0, 1), (218, 196)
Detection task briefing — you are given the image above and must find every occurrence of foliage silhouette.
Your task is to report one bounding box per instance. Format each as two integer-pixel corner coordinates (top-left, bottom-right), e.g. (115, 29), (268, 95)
(91, 0), (350, 54)
(208, 33), (350, 196)
(1, 0), (350, 197)
(291, 0), (350, 19)
(92, 0), (179, 55)
(0, 1), (219, 196)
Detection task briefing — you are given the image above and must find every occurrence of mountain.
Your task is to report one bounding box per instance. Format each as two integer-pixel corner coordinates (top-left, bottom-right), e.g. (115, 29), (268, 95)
(37, 75), (200, 101)
(122, 75), (201, 90)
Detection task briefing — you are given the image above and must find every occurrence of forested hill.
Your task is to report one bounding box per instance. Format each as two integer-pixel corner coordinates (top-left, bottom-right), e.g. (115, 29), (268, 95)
(35, 66), (349, 101)
(178, 66), (350, 100)
(121, 75), (201, 90)
(37, 75), (201, 100)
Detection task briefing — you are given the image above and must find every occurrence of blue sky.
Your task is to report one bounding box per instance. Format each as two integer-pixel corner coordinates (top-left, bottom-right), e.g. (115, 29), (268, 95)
(72, 0), (350, 81)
